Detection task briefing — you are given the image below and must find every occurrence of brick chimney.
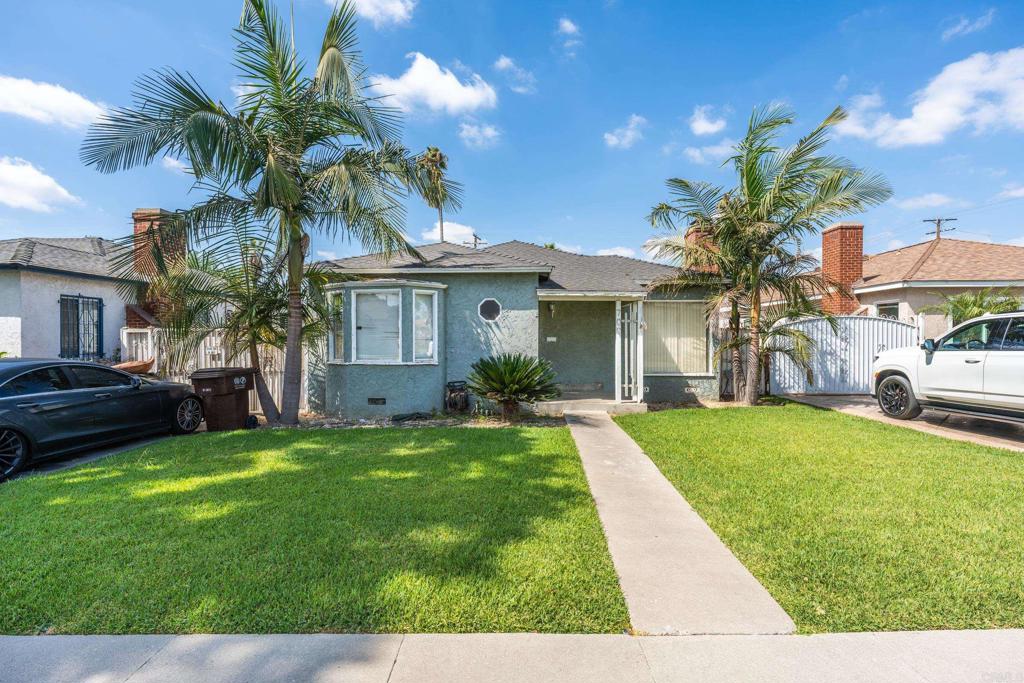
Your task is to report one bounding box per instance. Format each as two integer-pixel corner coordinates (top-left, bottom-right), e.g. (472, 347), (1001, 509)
(130, 208), (181, 329)
(684, 225), (718, 273)
(820, 222), (863, 314)
(132, 208), (182, 276)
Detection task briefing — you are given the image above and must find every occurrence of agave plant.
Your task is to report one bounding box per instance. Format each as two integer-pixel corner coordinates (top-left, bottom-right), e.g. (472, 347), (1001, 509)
(467, 353), (560, 419)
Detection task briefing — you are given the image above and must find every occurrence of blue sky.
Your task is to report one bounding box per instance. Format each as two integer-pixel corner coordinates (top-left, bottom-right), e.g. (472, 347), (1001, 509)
(1, 1), (1023, 263)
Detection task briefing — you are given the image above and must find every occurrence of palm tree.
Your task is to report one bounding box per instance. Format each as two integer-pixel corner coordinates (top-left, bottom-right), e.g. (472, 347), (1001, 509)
(921, 288), (1020, 326)
(137, 220), (333, 423)
(416, 146), (461, 242)
(81, 0), (436, 424)
(648, 105), (892, 404)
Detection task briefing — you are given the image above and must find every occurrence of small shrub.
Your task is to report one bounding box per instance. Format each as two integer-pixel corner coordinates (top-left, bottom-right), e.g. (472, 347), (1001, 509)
(467, 353), (560, 419)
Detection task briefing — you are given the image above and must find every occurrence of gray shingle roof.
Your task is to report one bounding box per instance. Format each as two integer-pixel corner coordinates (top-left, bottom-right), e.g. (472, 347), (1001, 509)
(320, 241), (551, 273)
(0, 237), (124, 279)
(484, 241), (676, 292)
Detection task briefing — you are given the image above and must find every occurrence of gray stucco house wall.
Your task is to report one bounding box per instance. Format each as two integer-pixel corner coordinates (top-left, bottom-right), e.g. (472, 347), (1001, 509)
(538, 300), (616, 397)
(318, 241), (718, 418)
(325, 273), (539, 418)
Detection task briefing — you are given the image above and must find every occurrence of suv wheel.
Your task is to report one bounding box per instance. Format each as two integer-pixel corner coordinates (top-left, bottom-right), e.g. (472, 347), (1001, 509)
(0, 429), (29, 482)
(877, 375), (922, 420)
(173, 396), (204, 434)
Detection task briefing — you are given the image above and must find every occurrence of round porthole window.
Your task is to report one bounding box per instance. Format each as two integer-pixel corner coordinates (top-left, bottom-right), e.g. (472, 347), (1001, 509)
(478, 298), (502, 322)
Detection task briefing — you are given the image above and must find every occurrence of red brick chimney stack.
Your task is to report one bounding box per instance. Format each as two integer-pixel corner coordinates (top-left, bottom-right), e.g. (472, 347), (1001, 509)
(132, 208), (182, 276)
(820, 222), (863, 314)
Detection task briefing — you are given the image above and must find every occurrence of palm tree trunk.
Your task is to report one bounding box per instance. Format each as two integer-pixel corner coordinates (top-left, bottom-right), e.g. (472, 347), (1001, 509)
(744, 290), (762, 406)
(249, 341), (280, 424)
(730, 300), (742, 400)
(280, 218), (304, 425)
(438, 205), (445, 243)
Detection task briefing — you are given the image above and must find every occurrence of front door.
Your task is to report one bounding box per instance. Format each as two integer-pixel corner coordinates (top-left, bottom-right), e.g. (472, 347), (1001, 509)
(618, 302), (639, 401)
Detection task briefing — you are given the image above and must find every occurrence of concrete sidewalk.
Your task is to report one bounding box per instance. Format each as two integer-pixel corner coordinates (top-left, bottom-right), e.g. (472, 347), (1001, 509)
(3, 631), (1022, 683)
(564, 410), (794, 635)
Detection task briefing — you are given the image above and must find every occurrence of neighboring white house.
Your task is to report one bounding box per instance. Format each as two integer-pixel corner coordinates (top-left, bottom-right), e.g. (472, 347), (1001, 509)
(0, 237), (136, 359)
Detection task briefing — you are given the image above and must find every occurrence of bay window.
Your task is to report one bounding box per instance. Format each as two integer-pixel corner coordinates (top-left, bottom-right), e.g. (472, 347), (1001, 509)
(353, 290), (401, 362)
(644, 302), (710, 374)
(413, 290), (438, 362)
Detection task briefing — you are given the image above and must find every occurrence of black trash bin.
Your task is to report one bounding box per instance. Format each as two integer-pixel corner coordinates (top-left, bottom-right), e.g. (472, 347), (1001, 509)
(190, 367), (255, 431)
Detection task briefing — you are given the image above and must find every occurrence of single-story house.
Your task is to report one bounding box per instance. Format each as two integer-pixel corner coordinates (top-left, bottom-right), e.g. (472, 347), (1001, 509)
(0, 236), (133, 360)
(0, 210), (165, 361)
(820, 223), (1024, 338)
(318, 241), (716, 417)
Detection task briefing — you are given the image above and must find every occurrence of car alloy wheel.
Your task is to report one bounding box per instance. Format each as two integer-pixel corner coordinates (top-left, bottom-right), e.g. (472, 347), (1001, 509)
(879, 379), (909, 416)
(0, 429), (27, 479)
(176, 397), (203, 433)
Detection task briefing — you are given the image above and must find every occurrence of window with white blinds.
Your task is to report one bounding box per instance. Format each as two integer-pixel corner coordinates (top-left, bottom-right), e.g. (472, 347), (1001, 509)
(353, 290), (401, 362)
(644, 302), (709, 374)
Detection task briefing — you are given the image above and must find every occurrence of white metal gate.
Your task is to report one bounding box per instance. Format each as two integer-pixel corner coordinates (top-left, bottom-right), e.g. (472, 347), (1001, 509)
(770, 316), (919, 395)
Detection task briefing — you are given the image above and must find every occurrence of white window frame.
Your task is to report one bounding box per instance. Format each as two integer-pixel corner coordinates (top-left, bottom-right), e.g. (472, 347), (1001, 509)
(351, 288), (403, 364)
(643, 300), (714, 377)
(875, 301), (900, 320)
(412, 289), (439, 364)
(328, 291), (344, 361)
(478, 298), (502, 322)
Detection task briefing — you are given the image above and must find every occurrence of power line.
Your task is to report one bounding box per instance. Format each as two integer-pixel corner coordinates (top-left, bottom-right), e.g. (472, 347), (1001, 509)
(923, 217), (956, 240)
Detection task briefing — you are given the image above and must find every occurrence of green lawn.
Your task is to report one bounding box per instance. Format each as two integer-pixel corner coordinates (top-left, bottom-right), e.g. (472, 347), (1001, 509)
(616, 403), (1024, 634)
(0, 427), (629, 635)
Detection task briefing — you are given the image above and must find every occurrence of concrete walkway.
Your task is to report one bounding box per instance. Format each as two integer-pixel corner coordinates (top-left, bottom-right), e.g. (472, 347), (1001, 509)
(3, 631), (1022, 683)
(564, 410), (794, 635)
(789, 394), (1024, 452)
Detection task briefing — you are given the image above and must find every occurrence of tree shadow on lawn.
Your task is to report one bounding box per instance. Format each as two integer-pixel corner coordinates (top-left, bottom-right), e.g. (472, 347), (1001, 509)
(0, 427), (627, 635)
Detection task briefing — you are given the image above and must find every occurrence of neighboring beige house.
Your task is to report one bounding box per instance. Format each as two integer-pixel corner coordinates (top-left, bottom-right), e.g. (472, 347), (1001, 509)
(820, 223), (1024, 339)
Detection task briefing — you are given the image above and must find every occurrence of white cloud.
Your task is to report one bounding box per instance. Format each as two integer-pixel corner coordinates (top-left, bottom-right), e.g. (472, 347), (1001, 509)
(683, 137), (736, 164)
(493, 55), (536, 95)
(689, 105), (727, 136)
(603, 114), (647, 149)
(596, 246), (637, 258)
(557, 17), (580, 35)
(886, 239), (906, 250)
(0, 157), (79, 212)
(339, 0), (416, 27)
(161, 157), (189, 174)
(421, 220), (477, 244)
(556, 17), (582, 57)
(998, 182), (1024, 199)
(941, 8), (995, 41)
(554, 242), (582, 253)
(458, 121), (501, 149)
(0, 75), (103, 130)
(836, 47), (1024, 147)
(893, 193), (953, 210)
(835, 74), (849, 92)
(370, 53), (497, 116)
(316, 250), (338, 261)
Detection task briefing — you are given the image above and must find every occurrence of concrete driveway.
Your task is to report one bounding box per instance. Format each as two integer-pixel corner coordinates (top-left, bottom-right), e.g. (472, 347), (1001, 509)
(788, 395), (1024, 452)
(12, 435), (171, 480)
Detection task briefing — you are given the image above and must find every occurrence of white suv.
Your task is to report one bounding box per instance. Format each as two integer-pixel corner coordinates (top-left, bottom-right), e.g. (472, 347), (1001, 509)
(872, 311), (1024, 422)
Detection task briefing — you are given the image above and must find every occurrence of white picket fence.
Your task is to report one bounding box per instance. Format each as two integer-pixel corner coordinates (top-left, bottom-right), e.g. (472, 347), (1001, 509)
(120, 327), (307, 412)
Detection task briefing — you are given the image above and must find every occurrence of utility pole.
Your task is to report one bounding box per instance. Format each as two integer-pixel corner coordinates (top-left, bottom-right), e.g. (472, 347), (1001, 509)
(462, 233), (487, 250)
(923, 217), (956, 240)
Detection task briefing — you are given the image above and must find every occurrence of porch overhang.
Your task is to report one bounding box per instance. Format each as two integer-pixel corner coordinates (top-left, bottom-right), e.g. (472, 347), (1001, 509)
(537, 290), (646, 302)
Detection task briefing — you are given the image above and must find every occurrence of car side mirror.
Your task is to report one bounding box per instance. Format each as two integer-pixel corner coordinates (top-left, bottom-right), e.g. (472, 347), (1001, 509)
(130, 375), (143, 389)
(921, 339), (936, 353)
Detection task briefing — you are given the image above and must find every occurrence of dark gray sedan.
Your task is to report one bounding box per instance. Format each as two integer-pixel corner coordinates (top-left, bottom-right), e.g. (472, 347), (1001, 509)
(0, 359), (203, 481)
